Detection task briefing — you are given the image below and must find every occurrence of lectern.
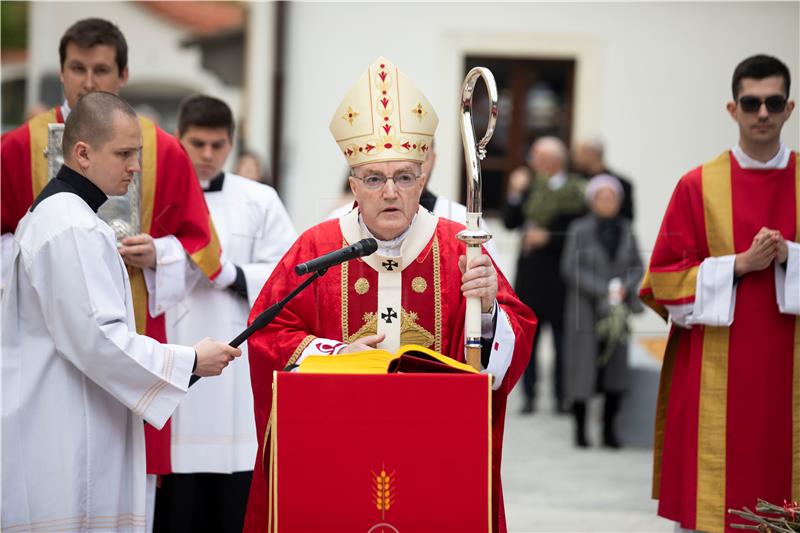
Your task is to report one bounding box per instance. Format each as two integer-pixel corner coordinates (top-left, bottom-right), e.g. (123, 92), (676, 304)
(267, 372), (492, 532)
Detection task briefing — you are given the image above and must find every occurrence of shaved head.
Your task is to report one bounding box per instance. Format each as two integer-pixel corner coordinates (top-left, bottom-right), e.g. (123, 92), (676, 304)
(63, 91), (137, 157)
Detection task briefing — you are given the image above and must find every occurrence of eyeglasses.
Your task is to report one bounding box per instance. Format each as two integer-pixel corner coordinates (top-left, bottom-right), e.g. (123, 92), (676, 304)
(738, 95), (788, 113)
(354, 173), (420, 190)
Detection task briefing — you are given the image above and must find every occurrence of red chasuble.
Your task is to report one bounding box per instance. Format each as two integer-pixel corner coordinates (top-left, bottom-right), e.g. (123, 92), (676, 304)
(640, 151), (800, 532)
(1, 107), (222, 474)
(243, 208), (536, 533)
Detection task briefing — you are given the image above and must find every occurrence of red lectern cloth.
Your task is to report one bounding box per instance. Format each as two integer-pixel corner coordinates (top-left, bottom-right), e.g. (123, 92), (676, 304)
(268, 372), (492, 533)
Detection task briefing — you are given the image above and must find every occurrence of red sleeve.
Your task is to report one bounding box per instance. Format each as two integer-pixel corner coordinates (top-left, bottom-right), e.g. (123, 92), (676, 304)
(151, 127), (221, 278)
(493, 265), (536, 395)
(1, 124), (35, 234)
(640, 168), (709, 310)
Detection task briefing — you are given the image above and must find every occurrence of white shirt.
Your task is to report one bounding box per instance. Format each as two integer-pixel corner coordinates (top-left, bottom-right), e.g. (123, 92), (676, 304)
(166, 173), (296, 473)
(2, 179), (194, 532)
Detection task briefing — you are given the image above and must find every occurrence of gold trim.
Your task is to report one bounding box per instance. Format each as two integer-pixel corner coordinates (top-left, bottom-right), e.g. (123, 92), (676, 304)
(696, 326), (729, 532)
(341, 241), (349, 341)
(400, 309), (434, 348)
(190, 217), (222, 279)
(355, 277), (370, 295)
(129, 267), (148, 335)
(794, 316), (800, 502)
(350, 312), (378, 341)
(694, 152), (734, 531)
(702, 152), (734, 257)
(138, 116), (157, 235)
(487, 376), (492, 533)
(411, 276), (427, 293)
(640, 270), (669, 321)
(793, 154), (800, 502)
(269, 371), (278, 533)
(649, 267), (699, 302)
(432, 237), (442, 353)
(287, 335), (316, 367)
(28, 108), (58, 198)
(652, 329), (680, 498)
(347, 309), (434, 348)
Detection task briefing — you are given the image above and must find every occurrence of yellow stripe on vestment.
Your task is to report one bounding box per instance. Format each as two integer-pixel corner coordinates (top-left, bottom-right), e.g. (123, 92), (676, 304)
(702, 152), (734, 258)
(28, 108), (58, 198)
(696, 326), (729, 532)
(649, 266), (699, 302)
(695, 152), (733, 531)
(139, 116), (157, 235)
(794, 152), (800, 502)
(639, 271), (669, 321)
(269, 371), (279, 533)
(190, 216), (222, 279)
(126, 116), (158, 334)
(652, 329), (680, 499)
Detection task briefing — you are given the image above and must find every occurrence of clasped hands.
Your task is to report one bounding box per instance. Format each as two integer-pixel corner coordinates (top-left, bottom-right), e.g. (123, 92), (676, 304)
(339, 254), (499, 355)
(734, 227), (788, 277)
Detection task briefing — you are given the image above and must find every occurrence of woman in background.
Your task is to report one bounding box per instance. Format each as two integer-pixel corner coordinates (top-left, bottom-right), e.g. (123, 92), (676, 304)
(561, 174), (644, 448)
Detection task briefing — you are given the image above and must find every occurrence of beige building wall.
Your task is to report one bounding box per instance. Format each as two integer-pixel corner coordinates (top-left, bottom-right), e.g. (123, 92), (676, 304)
(279, 1), (799, 334)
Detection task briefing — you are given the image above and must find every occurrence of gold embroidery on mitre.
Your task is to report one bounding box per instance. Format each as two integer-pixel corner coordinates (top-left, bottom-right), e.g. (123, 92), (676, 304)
(411, 102), (427, 121)
(411, 277), (427, 293)
(342, 106), (359, 125)
(329, 57), (438, 167)
(354, 277), (370, 295)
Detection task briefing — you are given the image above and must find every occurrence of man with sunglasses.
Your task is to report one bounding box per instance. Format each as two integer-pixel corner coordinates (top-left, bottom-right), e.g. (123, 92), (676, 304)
(242, 57), (536, 533)
(641, 54), (798, 532)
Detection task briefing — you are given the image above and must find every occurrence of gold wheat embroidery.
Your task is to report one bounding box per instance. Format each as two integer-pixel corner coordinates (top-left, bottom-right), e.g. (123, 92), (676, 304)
(372, 468), (395, 520)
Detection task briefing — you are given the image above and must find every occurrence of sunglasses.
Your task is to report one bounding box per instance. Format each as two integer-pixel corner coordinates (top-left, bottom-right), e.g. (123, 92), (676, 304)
(737, 95), (788, 113)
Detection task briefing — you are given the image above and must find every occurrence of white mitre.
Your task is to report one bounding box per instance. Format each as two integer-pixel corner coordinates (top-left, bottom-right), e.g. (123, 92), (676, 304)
(329, 56), (439, 167)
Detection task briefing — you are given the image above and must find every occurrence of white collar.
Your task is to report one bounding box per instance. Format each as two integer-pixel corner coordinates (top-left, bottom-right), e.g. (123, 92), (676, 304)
(547, 171), (567, 190)
(339, 206), (438, 273)
(61, 101), (71, 120)
(732, 143), (790, 169)
(358, 214), (415, 258)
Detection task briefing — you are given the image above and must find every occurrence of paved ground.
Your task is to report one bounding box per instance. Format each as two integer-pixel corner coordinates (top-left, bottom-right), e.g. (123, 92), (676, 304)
(500, 328), (673, 533)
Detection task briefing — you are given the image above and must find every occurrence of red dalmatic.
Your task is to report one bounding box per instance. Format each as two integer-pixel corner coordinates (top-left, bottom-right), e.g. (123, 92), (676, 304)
(641, 151), (800, 532)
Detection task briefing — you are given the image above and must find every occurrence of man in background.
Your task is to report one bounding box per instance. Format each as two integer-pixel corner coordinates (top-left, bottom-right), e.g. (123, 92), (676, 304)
(504, 136), (586, 414)
(571, 138), (635, 220)
(154, 95), (296, 532)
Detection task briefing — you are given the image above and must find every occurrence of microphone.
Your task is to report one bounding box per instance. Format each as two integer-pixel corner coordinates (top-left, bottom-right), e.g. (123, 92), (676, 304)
(294, 238), (378, 275)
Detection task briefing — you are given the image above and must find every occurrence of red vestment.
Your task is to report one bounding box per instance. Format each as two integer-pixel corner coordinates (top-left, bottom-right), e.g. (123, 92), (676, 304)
(243, 210), (536, 533)
(1, 107), (222, 474)
(640, 151), (800, 532)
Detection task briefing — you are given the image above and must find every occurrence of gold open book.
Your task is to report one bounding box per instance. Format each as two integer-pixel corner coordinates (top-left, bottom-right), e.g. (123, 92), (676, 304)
(295, 344), (478, 375)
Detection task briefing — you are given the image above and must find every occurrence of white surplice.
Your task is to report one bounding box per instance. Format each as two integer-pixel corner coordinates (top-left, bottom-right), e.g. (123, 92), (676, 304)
(166, 173), (296, 473)
(2, 188), (195, 532)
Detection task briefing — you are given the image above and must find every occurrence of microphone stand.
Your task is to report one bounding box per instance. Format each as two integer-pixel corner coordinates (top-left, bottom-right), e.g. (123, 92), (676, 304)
(189, 268), (328, 386)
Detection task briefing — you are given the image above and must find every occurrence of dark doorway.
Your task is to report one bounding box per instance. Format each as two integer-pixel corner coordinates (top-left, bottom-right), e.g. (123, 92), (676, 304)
(459, 56), (576, 215)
